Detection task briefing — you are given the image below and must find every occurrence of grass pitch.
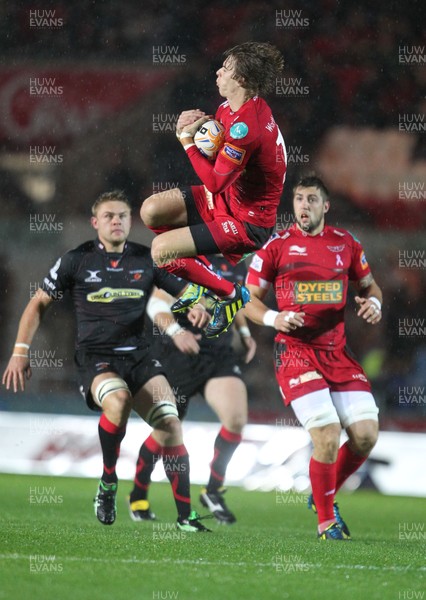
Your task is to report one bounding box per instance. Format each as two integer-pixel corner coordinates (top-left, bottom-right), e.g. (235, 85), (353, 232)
(1, 473), (424, 600)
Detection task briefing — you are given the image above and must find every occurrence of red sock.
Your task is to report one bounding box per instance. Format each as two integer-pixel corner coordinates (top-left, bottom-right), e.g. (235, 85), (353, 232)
(163, 257), (234, 297)
(309, 457), (336, 524)
(335, 441), (368, 492)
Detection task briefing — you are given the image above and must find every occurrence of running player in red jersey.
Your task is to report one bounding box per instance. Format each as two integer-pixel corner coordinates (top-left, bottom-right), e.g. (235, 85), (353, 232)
(244, 175), (381, 540)
(141, 42), (286, 338)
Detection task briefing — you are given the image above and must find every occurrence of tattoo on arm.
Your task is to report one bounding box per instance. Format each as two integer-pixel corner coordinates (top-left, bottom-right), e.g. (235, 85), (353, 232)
(358, 273), (374, 289)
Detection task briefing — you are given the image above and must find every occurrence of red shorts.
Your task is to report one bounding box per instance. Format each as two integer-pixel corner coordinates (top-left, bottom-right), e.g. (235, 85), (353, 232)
(274, 341), (371, 406)
(190, 185), (258, 265)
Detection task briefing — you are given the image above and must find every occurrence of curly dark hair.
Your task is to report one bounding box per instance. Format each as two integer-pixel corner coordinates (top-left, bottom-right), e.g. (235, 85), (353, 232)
(91, 190), (131, 215)
(223, 42), (284, 97)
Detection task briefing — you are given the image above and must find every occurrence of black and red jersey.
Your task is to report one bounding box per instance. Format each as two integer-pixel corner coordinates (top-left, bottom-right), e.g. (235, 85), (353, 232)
(41, 238), (184, 351)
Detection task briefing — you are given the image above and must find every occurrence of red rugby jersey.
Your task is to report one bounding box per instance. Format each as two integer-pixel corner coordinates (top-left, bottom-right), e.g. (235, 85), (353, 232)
(246, 224), (372, 349)
(185, 96), (286, 228)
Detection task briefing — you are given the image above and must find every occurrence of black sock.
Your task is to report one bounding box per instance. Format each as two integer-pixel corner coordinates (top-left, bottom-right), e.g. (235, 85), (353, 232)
(129, 434), (162, 503)
(162, 444), (191, 519)
(98, 414), (126, 485)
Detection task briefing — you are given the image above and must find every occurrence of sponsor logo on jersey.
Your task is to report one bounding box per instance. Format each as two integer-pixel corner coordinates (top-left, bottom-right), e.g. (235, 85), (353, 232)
(289, 371), (323, 387)
(352, 373), (368, 382)
(230, 122), (248, 139)
(336, 254), (344, 267)
(221, 220), (239, 235)
(151, 359), (162, 368)
(327, 244), (345, 253)
(85, 270), (102, 283)
(87, 288), (145, 303)
(95, 362), (111, 371)
(110, 260), (120, 268)
(221, 143), (246, 165)
(289, 245), (307, 256)
(294, 280), (343, 303)
(250, 255), (264, 272)
(360, 251), (369, 270)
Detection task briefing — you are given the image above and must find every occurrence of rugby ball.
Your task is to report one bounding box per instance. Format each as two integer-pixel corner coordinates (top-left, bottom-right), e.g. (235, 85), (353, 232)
(194, 119), (225, 159)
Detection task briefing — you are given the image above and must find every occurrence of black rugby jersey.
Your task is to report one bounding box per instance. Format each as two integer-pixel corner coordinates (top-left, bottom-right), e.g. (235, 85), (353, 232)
(41, 238), (184, 350)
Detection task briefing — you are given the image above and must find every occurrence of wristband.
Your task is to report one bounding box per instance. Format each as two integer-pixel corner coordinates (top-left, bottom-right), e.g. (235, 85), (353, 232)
(13, 353), (28, 358)
(263, 310), (279, 328)
(179, 132), (194, 139)
(146, 296), (172, 322)
(15, 343), (30, 349)
(183, 143), (196, 150)
(369, 296), (382, 310)
(238, 326), (251, 338)
(165, 322), (184, 337)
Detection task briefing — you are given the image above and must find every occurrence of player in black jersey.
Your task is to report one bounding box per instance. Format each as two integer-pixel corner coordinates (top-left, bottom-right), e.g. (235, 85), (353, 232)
(2, 190), (210, 532)
(128, 256), (256, 524)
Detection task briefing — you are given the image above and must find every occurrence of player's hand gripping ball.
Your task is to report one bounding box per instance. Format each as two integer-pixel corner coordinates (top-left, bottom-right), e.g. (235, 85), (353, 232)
(194, 119), (225, 160)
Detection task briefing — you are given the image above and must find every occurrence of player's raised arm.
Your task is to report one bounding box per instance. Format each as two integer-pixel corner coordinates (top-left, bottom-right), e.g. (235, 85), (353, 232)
(2, 289), (53, 392)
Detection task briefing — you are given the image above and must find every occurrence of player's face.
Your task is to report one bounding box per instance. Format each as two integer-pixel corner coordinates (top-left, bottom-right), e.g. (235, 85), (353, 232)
(293, 186), (329, 235)
(91, 201), (131, 251)
(216, 57), (242, 98)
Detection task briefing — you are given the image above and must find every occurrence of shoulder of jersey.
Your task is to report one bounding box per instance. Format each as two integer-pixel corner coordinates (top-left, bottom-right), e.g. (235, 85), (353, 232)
(327, 226), (353, 241)
(261, 229), (293, 250)
(125, 241), (151, 256)
(67, 239), (96, 256)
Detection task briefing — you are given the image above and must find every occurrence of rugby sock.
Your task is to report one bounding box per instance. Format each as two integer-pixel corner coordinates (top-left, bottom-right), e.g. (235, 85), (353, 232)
(163, 257), (235, 297)
(207, 427), (242, 491)
(162, 444), (191, 519)
(129, 434), (162, 503)
(98, 414), (126, 485)
(309, 457), (336, 530)
(335, 441), (368, 492)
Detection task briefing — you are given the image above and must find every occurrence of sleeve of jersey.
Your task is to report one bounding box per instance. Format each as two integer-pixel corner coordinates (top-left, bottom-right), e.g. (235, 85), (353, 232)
(348, 239), (372, 281)
(246, 245), (276, 290)
(185, 145), (242, 193)
(154, 267), (186, 298)
(40, 252), (74, 299)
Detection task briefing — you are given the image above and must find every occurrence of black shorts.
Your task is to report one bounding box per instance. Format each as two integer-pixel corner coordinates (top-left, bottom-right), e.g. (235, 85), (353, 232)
(75, 347), (166, 411)
(158, 343), (243, 419)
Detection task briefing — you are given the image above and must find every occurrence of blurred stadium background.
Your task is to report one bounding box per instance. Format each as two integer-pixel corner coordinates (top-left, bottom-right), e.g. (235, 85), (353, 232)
(0, 1), (425, 494)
